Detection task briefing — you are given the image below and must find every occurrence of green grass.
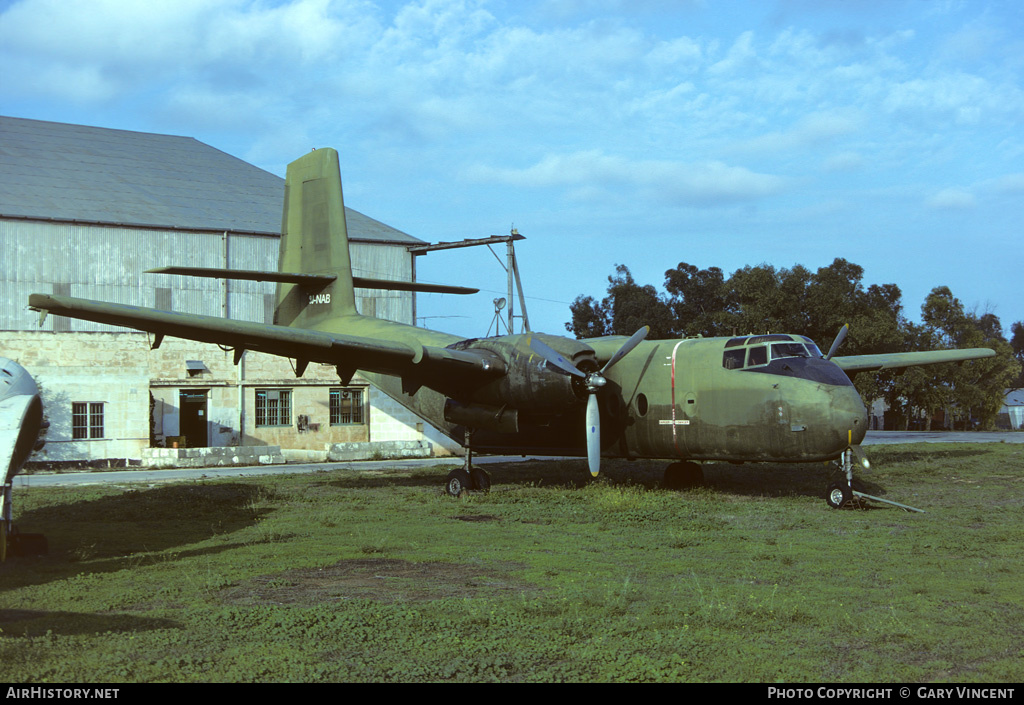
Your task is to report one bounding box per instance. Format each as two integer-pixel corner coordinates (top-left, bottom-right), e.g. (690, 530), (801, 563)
(2, 444), (1023, 682)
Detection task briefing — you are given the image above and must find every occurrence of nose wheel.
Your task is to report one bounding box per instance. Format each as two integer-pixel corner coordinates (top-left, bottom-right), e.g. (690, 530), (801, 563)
(826, 481), (854, 509)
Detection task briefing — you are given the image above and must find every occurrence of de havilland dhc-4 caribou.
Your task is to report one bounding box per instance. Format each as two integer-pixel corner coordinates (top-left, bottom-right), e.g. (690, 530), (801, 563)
(28, 148), (995, 512)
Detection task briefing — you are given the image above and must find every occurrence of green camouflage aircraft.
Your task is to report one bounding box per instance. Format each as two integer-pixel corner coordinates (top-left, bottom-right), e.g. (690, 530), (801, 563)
(28, 148), (995, 508)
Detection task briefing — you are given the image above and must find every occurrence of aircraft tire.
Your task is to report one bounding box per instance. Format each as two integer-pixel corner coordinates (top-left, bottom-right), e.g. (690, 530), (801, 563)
(469, 467), (491, 493)
(445, 468), (472, 498)
(826, 482), (852, 509)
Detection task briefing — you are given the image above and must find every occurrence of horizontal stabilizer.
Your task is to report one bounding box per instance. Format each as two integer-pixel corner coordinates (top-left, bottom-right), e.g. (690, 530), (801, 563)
(353, 277), (477, 295)
(146, 267), (335, 286)
(146, 267), (477, 295)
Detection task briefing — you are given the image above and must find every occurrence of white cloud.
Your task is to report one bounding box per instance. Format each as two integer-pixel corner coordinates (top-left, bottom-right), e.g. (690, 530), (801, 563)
(467, 150), (786, 207)
(926, 187), (976, 210)
(737, 110), (861, 155)
(985, 173), (1024, 195)
(708, 30), (757, 75)
(822, 151), (864, 172)
(883, 73), (1024, 126)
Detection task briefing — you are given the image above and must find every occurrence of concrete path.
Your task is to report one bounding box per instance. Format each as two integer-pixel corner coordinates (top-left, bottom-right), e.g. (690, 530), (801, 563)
(11, 454), (553, 488)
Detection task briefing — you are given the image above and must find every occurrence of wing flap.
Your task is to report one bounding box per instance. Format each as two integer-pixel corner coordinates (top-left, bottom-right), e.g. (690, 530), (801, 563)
(832, 348), (995, 373)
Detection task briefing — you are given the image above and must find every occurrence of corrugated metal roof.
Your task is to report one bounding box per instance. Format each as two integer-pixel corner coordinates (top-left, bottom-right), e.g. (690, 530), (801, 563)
(1004, 389), (1024, 407)
(0, 116), (422, 244)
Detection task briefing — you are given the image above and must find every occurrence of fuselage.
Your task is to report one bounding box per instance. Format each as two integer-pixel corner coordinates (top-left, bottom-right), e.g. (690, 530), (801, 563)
(329, 314), (868, 465)
(618, 334), (867, 462)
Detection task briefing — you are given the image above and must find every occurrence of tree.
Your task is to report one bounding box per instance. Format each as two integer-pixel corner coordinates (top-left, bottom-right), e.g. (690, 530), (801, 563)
(882, 322), (951, 430)
(566, 265), (674, 339)
(727, 263), (812, 336)
(566, 295), (610, 338)
(663, 262), (733, 337)
(919, 287), (1017, 430)
(1010, 321), (1024, 390)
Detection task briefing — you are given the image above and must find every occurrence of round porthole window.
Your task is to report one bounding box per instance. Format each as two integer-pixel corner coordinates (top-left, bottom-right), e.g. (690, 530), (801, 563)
(636, 393), (648, 417)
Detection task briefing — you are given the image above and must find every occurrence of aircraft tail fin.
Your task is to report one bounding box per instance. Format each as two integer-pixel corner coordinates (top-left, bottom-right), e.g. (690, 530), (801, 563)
(274, 148), (358, 328)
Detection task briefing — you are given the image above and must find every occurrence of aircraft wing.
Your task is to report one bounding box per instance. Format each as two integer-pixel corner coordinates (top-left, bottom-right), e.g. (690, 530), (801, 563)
(832, 348), (995, 374)
(27, 294), (505, 384)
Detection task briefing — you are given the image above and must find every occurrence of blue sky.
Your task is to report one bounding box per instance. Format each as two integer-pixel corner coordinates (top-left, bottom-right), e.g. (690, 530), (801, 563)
(2, 0), (1022, 341)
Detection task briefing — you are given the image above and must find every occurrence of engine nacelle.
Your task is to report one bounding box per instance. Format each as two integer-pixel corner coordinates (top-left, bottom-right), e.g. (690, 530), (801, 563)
(455, 334), (596, 413)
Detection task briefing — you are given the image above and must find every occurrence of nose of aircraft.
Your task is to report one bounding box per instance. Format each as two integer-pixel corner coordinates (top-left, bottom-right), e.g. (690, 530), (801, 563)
(828, 384), (868, 450)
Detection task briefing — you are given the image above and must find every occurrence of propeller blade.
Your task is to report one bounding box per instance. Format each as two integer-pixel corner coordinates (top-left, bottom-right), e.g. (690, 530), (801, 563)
(528, 336), (585, 377)
(586, 393), (601, 477)
(599, 326), (650, 375)
(824, 324), (849, 361)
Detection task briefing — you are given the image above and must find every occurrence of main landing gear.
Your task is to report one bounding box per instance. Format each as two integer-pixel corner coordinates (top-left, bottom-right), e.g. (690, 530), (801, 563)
(445, 430), (490, 498)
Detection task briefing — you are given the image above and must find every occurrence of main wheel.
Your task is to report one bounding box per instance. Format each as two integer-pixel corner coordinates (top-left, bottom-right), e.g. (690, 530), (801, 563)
(445, 468), (472, 497)
(469, 467), (491, 493)
(826, 482), (852, 509)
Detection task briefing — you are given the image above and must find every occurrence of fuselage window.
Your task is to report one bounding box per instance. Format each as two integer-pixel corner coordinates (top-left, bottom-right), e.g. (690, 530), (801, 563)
(747, 346), (768, 367)
(722, 349), (745, 369)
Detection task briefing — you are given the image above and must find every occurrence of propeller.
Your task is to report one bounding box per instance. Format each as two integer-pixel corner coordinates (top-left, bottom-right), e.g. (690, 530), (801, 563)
(824, 323), (849, 361)
(529, 326), (649, 477)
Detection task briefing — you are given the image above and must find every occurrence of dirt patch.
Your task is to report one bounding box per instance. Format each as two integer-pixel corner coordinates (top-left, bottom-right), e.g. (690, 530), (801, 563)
(453, 514), (500, 522)
(220, 558), (535, 605)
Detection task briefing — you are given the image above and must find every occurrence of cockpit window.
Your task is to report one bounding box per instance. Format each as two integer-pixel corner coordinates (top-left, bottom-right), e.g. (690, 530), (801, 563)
(771, 343), (811, 360)
(722, 338), (825, 370)
(722, 349), (745, 369)
(747, 345), (768, 367)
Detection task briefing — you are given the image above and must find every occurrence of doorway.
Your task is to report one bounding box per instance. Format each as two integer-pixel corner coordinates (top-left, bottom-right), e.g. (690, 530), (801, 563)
(179, 389), (209, 447)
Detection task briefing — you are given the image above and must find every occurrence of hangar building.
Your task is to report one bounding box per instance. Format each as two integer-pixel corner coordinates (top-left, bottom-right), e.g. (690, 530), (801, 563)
(0, 116), (456, 465)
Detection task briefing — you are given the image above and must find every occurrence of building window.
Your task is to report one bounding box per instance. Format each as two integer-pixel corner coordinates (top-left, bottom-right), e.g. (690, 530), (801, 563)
(72, 402), (105, 439)
(255, 389), (292, 427)
(330, 388), (365, 425)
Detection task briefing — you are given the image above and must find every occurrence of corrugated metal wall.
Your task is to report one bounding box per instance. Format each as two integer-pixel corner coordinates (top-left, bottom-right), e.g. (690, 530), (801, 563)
(350, 241), (414, 324)
(1, 219), (414, 331)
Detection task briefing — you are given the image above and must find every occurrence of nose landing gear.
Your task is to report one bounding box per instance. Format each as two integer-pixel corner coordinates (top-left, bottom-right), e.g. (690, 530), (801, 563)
(826, 446), (925, 513)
